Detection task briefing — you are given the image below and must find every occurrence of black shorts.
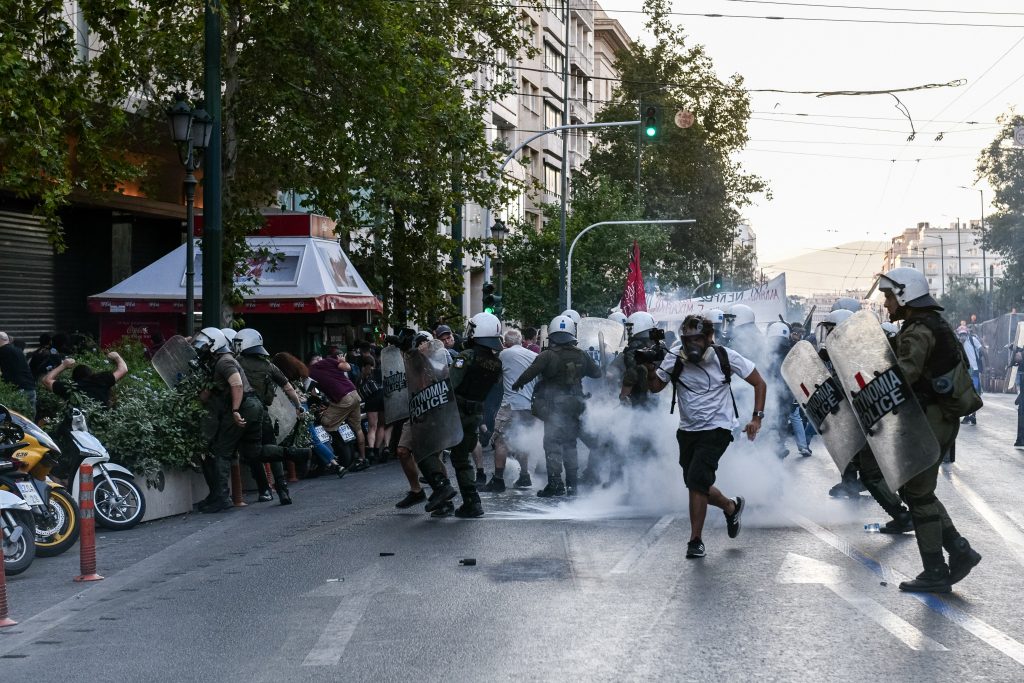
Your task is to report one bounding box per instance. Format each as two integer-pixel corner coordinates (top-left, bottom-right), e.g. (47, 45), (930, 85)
(676, 428), (733, 494)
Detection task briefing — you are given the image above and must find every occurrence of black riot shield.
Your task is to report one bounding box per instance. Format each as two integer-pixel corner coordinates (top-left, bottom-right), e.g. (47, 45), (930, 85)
(404, 340), (463, 457)
(827, 310), (940, 491)
(781, 340), (865, 473)
(381, 346), (409, 425)
(151, 335), (201, 388)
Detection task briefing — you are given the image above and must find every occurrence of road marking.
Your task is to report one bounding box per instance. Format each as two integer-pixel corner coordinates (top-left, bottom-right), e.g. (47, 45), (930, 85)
(793, 514), (1024, 666)
(944, 469), (1024, 566)
(982, 401), (1014, 412)
(1006, 510), (1024, 534)
(610, 514), (675, 574)
(777, 553), (948, 651)
(301, 566), (381, 667)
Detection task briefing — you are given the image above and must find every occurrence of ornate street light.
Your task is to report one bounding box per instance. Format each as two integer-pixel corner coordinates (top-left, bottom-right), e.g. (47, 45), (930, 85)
(166, 94), (213, 336)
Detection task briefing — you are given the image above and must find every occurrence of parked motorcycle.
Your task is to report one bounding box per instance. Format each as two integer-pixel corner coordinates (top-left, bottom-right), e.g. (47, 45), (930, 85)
(64, 408), (146, 530)
(0, 408), (37, 575)
(306, 384), (357, 468)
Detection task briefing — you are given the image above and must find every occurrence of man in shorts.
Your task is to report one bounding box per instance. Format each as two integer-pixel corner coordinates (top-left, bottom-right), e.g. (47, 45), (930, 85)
(309, 348), (368, 470)
(647, 314), (767, 559)
(483, 328), (537, 492)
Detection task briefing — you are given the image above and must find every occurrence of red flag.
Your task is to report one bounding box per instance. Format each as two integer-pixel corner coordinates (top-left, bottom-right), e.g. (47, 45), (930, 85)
(619, 240), (647, 316)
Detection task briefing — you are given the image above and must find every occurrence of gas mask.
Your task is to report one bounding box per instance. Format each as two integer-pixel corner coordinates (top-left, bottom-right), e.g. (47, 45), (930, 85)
(683, 338), (706, 364)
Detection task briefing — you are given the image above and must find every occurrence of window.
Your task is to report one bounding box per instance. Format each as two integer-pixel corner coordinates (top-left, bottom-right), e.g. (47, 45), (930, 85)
(544, 164), (562, 196)
(521, 79), (538, 113)
(545, 101), (562, 137)
(544, 41), (565, 76)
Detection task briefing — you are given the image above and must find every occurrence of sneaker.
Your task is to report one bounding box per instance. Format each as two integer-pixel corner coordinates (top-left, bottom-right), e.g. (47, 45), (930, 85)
(453, 501), (485, 518)
(536, 482), (566, 498)
(395, 490), (427, 509)
(899, 567), (951, 594)
(879, 511), (914, 534)
(1015, 443), (1024, 450)
(961, 416), (972, 424)
(797, 447), (812, 457)
(686, 538), (705, 559)
(257, 489), (273, 503)
(350, 460), (370, 472)
(424, 480), (458, 512)
(430, 501), (455, 518)
(482, 476), (506, 493)
(828, 481), (862, 499)
(947, 538), (982, 585)
(513, 473), (532, 489)
(725, 496), (744, 539)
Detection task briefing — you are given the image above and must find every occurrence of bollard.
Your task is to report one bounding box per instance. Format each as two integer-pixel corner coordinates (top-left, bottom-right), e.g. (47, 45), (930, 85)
(231, 461), (246, 507)
(0, 543), (16, 627)
(287, 461), (298, 483)
(75, 464), (104, 582)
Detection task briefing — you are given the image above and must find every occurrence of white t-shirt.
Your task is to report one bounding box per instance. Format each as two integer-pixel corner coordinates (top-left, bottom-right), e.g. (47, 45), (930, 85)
(656, 344), (756, 431)
(499, 344), (538, 411)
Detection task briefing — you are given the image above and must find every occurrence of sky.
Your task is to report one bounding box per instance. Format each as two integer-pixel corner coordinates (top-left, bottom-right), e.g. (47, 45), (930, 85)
(605, 0), (1024, 293)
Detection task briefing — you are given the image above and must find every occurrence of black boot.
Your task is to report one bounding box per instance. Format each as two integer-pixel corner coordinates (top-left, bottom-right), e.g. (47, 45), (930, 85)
(424, 474), (457, 512)
(482, 476), (505, 493)
(899, 553), (951, 593)
(454, 489), (484, 518)
(879, 510), (914, 534)
(947, 537), (982, 585)
(537, 481), (566, 498)
(276, 481), (292, 506)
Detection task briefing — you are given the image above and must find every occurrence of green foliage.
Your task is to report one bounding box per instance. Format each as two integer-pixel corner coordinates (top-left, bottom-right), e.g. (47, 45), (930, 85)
(939, 275), (1010, 327)
(0, 382), (32, 416)
(976, 112), (1024, 312)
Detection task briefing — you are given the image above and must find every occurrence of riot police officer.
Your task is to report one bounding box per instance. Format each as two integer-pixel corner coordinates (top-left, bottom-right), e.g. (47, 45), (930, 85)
(419, 313), (504, 518)
(512, 314), (602, 497)
(234, 328), (311, 505)
(620, 312), (659, 409)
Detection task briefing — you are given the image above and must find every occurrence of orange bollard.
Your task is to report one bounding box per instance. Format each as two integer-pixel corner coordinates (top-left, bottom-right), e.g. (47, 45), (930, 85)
(0, 542), (16, 627)
(231, 461), (247, 507)
(287, 461), (298, 483)
(74, 464), (104, 582)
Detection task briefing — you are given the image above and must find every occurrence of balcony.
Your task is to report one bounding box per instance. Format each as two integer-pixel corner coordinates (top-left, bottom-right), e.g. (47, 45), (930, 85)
(571, 0), (594, 29)
(571, 43), (593, 75)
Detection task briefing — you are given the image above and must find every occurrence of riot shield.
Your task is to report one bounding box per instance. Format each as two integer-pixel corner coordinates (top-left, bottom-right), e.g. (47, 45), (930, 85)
(576, 317), (626, 370)
(151, 335), (200, 388)
(826, 310), (940, 491)
(267, 386), (298, 445)
(404, 340), (463, 457)
(781, 340), (865, 473)
(381, 346), (410, 425)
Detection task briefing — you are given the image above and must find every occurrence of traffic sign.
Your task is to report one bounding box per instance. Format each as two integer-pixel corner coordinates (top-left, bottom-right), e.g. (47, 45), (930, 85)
(675, 109), (695, 129)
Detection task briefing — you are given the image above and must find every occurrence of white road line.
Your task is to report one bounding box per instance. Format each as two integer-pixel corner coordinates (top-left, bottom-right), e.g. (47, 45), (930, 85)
(793, 514), (1024, 667)
(609, 514), (675, 575)
(945, 469), (1024, 566)
(829, 582), (949, 651)
(301, 587), (378, 666)
(983, 401), (1015, 412)
(1006, 510), (1024, 534)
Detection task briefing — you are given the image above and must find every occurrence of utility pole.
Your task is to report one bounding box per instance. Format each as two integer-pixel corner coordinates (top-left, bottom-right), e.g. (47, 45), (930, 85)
(558, 0), (571, 311)
(202, 0), (223, 327)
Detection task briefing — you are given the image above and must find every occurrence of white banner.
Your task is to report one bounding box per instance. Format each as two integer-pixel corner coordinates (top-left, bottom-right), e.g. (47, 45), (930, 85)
(646, 273), (787, 326)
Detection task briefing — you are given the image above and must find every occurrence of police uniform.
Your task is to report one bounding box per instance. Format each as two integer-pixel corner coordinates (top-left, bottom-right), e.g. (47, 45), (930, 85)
(417, 345), (502, 517)
(513, 344), (601, 495)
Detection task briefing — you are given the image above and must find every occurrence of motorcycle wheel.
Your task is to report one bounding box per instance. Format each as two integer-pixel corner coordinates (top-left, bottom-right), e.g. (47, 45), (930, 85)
(94, 473), (147, 530)
(2, 510), (36, 576)
(34, 487), (80, 558)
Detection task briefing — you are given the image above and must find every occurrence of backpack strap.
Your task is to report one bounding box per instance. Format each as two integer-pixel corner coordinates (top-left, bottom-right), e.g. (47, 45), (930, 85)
(668, 357), (684, 414)
(712, 345), (738, 419)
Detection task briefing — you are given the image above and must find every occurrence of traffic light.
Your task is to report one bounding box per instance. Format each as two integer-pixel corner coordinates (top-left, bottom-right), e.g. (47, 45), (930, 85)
(483, 282), (497, 314)
(643, 104), (661, 138)
(713, 274), (723, 290)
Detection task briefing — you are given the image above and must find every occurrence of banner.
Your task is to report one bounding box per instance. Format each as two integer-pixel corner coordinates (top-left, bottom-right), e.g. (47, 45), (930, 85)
(619, 240), (647, 316)
(647, 273), (787, 326)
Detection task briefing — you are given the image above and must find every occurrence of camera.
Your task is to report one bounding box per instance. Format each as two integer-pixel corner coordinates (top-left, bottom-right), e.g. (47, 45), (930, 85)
(635, 345), (667, 364)
(650, 328), (666, 342)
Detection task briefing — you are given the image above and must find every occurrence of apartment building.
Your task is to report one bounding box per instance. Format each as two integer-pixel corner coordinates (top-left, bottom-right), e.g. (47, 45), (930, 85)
(882, 221), (1004, 298)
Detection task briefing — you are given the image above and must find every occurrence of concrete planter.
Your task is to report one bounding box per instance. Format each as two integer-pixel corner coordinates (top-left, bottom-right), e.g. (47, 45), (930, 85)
(140, 468), (205, 522)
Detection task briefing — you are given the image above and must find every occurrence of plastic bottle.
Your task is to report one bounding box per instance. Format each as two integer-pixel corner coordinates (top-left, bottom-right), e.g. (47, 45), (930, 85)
(863, 523), (880, 533)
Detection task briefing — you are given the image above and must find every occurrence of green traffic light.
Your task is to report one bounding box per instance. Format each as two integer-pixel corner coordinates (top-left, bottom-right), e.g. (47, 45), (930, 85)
(645, 126), (657, 137)
(484, 306), (495, 314)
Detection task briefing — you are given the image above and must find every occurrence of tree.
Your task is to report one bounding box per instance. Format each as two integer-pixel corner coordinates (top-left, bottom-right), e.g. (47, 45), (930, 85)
(976, 111), (1024, 313)
(17, 1), (532, 327)
(581, 0), (768, 290)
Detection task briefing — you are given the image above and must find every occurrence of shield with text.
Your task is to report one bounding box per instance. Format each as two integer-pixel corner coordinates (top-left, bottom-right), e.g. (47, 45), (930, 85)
(381, 346), (410, 425)
(151, 335), (201, 389)
(781, 340), (865, 473)
(267, 386), (298, 444)
(404, 340), (463, 458)
(826, 310), (939, 490)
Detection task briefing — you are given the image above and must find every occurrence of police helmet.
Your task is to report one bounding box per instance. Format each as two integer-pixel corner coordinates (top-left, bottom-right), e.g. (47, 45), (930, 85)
(823, 309), (854, 327)
(548, 314), (577, 345)
(766, 321), (790, 338)
(626, 311), (656, 339)
(466, 311), (503, 351)
(706, 308), (726, 325)
(730, 304), (755, 327)
(220, 328), (237, 346)
(561, 309), (581, 324)
(235, 328), (268, 356)
(413, 330), (434, 347)
(193, 327), (231, 356)
(876, 267), (941, 310)
(830, 297), (861, 313)
(607, 311), (627, 325)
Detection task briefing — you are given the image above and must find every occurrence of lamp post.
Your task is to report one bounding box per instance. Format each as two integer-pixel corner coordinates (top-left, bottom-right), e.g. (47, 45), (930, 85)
(167, 94), (213, 337)
(490, 219), (507, 316)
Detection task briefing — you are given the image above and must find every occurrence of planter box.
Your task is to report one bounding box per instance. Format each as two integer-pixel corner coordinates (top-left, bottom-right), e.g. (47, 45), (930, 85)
(140, 468), (206, 522)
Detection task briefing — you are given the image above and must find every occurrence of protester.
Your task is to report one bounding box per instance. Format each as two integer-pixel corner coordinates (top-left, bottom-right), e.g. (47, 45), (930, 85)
(483, 328), (537, 492)
(43, 350), (128, 408)
(309, 347), (369, 471)
(956, 325), (984, 425)
(522, 327), (541, 354)
(0, 331), (37, 415)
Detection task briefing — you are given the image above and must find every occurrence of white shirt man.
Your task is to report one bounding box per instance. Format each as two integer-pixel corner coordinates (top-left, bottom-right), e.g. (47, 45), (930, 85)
(482, 329), (538, 492)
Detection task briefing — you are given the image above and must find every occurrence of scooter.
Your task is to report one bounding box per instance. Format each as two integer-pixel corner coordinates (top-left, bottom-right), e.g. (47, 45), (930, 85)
(64, 409), (146, 530)
(0, 409), (37, 575)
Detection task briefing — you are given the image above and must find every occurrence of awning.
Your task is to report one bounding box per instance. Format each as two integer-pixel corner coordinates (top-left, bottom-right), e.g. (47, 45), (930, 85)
(88, 236), (383, 314)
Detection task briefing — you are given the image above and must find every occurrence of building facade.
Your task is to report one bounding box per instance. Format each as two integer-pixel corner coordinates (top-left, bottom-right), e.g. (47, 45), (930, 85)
(882, 221), (1003, 298)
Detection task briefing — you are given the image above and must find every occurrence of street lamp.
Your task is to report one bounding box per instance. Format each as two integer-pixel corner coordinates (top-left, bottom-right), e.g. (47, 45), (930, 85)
(167, 94), (213, 337)
(959, 185), (989, 317)
(490, 219), (507, 317)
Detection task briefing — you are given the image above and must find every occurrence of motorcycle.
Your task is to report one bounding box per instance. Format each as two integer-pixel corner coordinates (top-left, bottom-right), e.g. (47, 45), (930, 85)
(63, 409), (146, 530)
(0, 408), (37, 575)
(0, 408), (79, 557)
(305, 384), (357, 469)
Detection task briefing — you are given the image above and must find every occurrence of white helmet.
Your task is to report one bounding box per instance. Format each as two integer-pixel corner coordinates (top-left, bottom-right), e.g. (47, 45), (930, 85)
(607, 311), (627, 325)
(830, 297), (861, 313)
(561, 309), (581, 324)
(766, 321), (790, 338)
(193, 327), (230, 355)
(824, 309), (854, 327)
(730, 304), (755, 327)
(413, 330), (434, 346)
(625, 311), (656, 338)
(235, 328), (268, 356)
(876, 266), (941, 311)
(881, 321), (899, 338)
(706, 308), (725, 325)
(466, 311), (503, 351)
(548, 314), (577, 345)
(220, 328), (237, 345)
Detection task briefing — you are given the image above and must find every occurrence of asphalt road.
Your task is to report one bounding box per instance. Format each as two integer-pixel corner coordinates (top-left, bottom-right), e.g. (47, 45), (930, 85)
(3, 393), (1024, 682)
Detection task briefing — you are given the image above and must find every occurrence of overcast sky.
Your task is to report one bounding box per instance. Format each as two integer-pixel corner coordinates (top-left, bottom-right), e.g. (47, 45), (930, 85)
(607, 0), (1022, 289)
